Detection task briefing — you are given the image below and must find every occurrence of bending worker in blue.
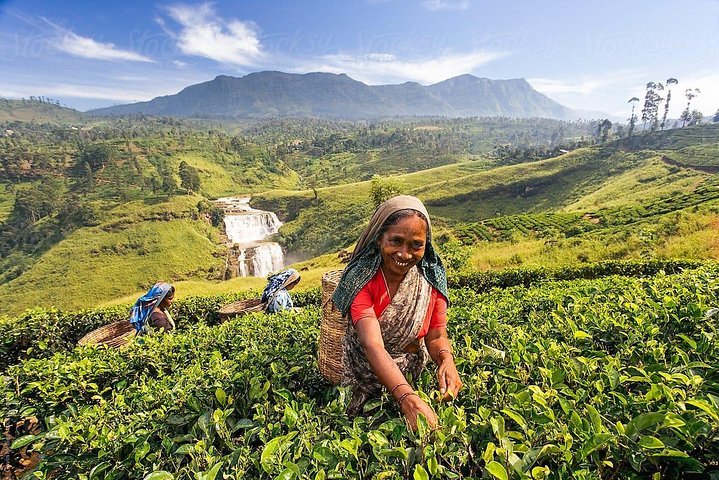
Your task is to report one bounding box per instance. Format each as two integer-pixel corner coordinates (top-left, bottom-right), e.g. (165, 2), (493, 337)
(129, 282), (176, 333)
(261, 269), (301, 313)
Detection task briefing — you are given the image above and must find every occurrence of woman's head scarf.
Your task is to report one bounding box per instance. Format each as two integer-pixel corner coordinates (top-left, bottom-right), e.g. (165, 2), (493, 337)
(261, 269), (301, 303)
(332, 195), (448, 317)
(129, 282), (172, 332)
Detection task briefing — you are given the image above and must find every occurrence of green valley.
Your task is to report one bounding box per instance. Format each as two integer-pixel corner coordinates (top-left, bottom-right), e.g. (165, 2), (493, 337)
(1, 108), (719, 480)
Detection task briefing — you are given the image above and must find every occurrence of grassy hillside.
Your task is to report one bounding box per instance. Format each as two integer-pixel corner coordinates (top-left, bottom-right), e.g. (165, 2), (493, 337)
(465, 202), (719, 271)
(0, 98), (85, 123)
(2, 119), (718, 315)
(254, 133), (718, 256)
(0, 196), (225, 317)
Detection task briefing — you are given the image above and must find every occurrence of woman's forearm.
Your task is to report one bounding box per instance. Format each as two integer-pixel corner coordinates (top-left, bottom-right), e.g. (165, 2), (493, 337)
(362, 344), (412, 393)
(425, 327), (453, 365)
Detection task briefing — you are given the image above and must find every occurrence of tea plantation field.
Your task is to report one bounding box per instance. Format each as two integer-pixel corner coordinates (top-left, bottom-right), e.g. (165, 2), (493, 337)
(2, 263), (718, 479)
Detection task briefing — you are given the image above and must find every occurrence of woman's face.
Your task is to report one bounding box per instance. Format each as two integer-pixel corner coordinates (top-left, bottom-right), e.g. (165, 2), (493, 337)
(378, 215), (427, 278)
(160, 294), (174, 309)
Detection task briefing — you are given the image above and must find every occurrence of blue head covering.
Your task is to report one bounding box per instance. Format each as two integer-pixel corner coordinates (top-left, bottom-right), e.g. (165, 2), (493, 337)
(261, 269), (300, 303)
(129, 282), (173, 333)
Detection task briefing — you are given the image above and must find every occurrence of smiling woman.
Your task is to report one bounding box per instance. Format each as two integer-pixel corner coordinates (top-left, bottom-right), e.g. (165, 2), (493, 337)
(332, 195), (462, 431)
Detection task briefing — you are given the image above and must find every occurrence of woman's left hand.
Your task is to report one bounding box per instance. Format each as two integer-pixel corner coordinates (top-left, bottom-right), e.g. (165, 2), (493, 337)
(436, 355), (462, 401)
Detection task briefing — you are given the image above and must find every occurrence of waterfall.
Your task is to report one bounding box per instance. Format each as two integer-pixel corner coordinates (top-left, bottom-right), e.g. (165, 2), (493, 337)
(238, 248), (248, 277)
(217, 197), (285, 277)
(224, 212), (282, 244)
(250, 243), (284, 277)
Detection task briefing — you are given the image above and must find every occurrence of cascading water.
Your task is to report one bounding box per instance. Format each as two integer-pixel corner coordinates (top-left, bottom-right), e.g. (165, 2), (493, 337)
(215, 197), (285, 277)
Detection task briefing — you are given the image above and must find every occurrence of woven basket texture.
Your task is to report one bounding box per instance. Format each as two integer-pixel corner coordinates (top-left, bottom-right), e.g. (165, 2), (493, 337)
(77, 320), (136, 348)
(218, 298), (265, 321)
(319, 269), (346, 384)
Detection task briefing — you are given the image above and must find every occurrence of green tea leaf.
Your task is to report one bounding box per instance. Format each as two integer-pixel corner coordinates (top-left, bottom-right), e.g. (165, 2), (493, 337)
(639, 436), (664, 449)
(413, 465), (430, 480)
(144, 472), (174, 480)
(10, 435), (36, 449)
(625, 412), (665, 438)
(215, 388), (227, 406)
(574, 331), (591, 340)
(685, 399), (719, 420)
(174, 444), (194, 455)
(203, 463), (221, 480)
(486, 461), (508, 480)
(677, 334), (697, 350)
(260, 436), (283, 473)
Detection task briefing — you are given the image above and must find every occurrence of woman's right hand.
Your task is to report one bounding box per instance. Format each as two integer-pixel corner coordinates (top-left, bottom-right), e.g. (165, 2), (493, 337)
(400, 394), (438, 431)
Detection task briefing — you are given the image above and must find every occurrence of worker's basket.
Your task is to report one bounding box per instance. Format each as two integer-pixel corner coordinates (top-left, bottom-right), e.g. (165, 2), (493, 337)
(318, 270), (346, 384)
(218, 298), (266, 322)
(78, 320), (136, 348)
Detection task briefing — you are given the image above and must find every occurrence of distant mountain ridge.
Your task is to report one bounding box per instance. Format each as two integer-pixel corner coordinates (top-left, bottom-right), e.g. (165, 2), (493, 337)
(90, 71), (577, 120)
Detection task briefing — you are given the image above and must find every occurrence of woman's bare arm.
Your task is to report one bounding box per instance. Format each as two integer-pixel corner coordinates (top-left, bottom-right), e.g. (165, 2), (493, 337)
(354, 317), (438, 429)
(425, 326), (462, 400)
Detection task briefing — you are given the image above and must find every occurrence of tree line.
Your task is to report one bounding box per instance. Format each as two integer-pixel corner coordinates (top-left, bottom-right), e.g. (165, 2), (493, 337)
(627, 78), (708, 136)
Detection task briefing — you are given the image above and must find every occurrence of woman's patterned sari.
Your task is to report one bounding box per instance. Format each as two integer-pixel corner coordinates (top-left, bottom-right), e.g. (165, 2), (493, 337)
(342, 266), (432, 412)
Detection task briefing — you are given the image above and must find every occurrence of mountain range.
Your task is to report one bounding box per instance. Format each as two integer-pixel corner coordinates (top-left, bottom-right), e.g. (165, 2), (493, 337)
(90, 71), (580, 120)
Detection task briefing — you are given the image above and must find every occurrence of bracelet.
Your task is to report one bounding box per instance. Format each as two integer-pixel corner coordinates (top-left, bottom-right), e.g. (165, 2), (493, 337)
(436, 348), (453, 358)
(390, 382), (410, 397)
(397, 391), (418, 409)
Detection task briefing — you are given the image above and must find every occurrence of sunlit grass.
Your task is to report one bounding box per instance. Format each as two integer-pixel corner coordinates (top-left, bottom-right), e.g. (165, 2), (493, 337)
(564, 157), (709, 211)
(0, 216), (224, 317)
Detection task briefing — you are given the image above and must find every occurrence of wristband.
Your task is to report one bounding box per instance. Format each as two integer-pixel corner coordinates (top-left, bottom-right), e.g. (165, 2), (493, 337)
(390, 382), (410, 397)
(397, 391), (418, 409)
(436, 348), (453, 358)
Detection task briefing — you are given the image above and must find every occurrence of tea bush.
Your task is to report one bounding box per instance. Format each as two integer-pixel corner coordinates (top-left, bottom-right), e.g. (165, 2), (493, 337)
(0, 260), (704, 372)
(2, 266), (718, 478)
(0, 288), (322, 372)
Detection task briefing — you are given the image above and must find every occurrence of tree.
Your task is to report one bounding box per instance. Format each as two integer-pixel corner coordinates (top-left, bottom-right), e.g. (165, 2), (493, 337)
(688, 110), (703, 126)
(598, 119), (612, 143)
(681, 88), (700, 127)
(641, 82), (664, 132)
(370, 175), (402, 208)
(661, 78), (678, 130)
(161, 173), (178, 193)
(76, 143), (117, 172)
(627, 97), (640, 137)
(12, 178), (63, 225)
(178, 161), (201, 193)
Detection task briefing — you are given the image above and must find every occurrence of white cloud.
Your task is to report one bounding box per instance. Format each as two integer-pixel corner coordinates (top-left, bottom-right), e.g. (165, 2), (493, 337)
(422, 0), (470, 11)
(163, 3), (263, 66)
(48, 24), (152, 62)
(528, 70), (646, 96)
(302, 50), (508, 85)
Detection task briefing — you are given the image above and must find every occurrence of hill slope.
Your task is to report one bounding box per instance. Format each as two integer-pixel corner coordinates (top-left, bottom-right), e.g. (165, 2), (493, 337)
(0, 98), (85, 123)
(254, 126), (719, 256)
(89, 71), (575, 120)
(0, 196), (225, 317)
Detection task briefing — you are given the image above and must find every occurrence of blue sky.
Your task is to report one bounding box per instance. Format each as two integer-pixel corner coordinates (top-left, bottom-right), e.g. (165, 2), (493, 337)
(1, 0), (718, 117)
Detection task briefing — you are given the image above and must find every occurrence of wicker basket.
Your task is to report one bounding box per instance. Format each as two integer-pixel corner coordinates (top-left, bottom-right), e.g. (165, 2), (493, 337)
(218, 298), (266, 322)
(78, 320), (136, 348)
(318, 269), (346, 384)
